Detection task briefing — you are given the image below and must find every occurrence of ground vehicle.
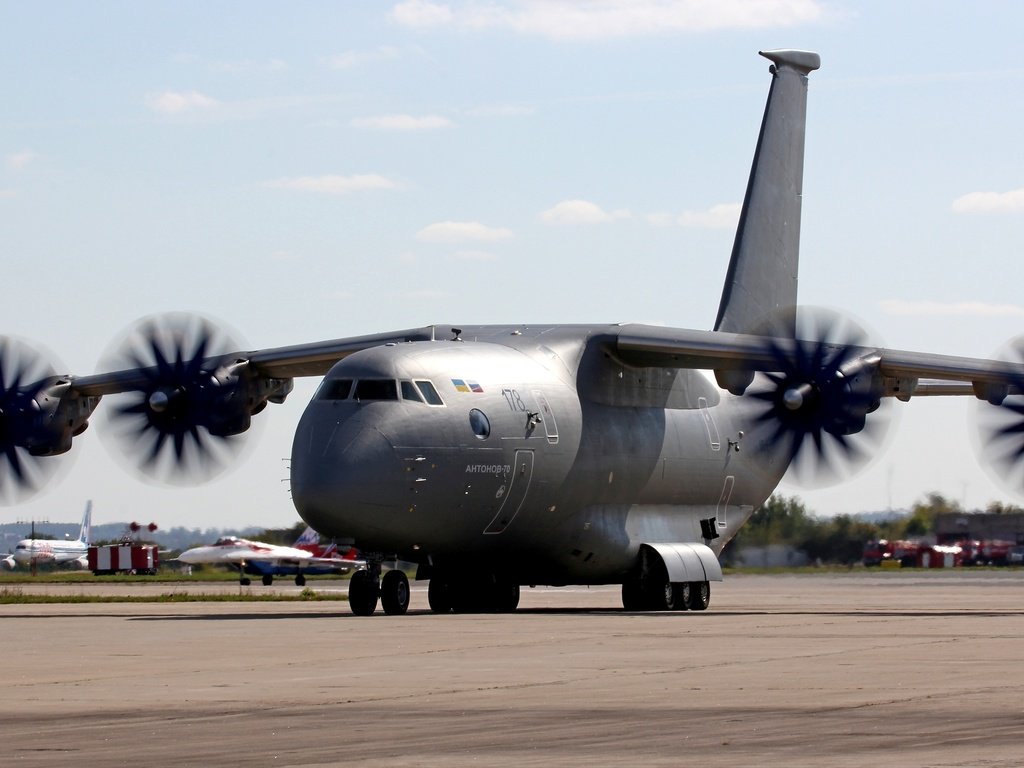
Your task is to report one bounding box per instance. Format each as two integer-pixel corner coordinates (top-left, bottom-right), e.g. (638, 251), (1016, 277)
(88, 544), (159, 575)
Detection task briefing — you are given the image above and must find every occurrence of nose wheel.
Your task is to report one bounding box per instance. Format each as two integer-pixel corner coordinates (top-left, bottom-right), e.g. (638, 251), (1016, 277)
(348, 565), (410, 615)
(380, 570), (410, 615)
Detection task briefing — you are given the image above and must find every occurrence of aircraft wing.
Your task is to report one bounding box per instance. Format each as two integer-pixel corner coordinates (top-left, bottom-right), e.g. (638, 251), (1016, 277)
(69, 326), (437, 397)
(611, 324), (1024, 401)
(217, 552), (359, 568)
(178, 547), (362, 569)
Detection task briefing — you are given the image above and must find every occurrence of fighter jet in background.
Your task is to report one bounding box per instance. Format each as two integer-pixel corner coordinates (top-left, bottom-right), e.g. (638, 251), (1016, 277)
(4, 50), (1024, 616)
(177, 529), (362, 587)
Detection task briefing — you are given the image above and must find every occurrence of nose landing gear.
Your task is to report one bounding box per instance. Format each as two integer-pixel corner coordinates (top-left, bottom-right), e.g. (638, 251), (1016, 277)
(348, 560), (410, 616)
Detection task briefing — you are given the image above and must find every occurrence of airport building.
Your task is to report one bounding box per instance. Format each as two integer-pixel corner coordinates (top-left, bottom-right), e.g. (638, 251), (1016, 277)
(935, 513), (1024, 545)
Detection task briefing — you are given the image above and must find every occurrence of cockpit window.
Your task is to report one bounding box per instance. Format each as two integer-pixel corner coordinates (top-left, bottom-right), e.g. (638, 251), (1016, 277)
(354, 379), (399, 401)
(415, 380), (444, 406)
(400, 381), (423, 402)
(318, 379), (353, 401)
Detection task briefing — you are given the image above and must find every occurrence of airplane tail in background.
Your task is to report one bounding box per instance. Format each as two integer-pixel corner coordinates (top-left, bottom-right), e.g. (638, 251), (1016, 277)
(293, 525), (320, 547)
(78, 500), (92, 545)
(714, 49), (820, 338)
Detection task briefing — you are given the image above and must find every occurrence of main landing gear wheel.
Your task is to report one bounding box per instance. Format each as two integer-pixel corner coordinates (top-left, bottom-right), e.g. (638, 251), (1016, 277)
(670, 582), (691, 611)
(348, 569), (379, 616)
(428, 572), (519, 613)
(685, 581), (710, 611)
(621, 576), (711, 612)
(295, 574), (306, 587)
(381, 570), (410, 615)
(428, 578), (452, 614)
(261, 574), (273, 586)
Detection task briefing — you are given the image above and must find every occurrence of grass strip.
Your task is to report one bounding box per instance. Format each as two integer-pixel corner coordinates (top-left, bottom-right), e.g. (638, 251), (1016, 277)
(0, 587), (347, 604)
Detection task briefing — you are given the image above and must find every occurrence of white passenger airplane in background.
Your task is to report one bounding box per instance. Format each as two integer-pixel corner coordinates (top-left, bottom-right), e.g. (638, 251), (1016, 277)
(178, 528), (363, 586)
(2, 501), (92, 570)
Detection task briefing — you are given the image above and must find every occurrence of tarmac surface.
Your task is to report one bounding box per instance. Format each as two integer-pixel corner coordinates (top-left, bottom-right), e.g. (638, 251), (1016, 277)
(2, 571), (1023, 767)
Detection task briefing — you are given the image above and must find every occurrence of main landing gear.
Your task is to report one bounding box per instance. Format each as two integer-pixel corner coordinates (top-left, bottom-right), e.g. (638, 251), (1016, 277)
(621, 551), (712, 612)
(348, 563), (410, 616)
(426, 572), (520, 614)
(621, 577), (711, 611)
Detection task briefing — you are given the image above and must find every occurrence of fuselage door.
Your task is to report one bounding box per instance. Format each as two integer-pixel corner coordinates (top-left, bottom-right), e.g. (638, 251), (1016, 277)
(699, 396), (721, 451)
(717, 474), (735, 528)
(483, 449), (534, 534)
(531, 390), (558, 444)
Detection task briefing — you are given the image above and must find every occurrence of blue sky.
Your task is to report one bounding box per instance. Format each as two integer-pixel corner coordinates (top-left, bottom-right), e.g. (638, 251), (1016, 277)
(2, 0), (1023, 528)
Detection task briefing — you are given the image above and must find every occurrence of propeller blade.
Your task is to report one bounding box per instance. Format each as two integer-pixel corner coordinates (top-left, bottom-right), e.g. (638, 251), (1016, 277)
(746, 307), (891, 487)
(98, 312), (250, 486)
(0, 336), (66, 504)
(973, 337), (1024, 495)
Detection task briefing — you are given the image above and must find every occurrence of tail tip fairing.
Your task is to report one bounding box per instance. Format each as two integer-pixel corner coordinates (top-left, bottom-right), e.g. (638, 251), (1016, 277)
(758, 49), (821, 75)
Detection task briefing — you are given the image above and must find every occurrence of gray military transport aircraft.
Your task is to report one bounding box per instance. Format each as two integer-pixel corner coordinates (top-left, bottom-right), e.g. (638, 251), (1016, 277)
(3, 50), (1024, 615)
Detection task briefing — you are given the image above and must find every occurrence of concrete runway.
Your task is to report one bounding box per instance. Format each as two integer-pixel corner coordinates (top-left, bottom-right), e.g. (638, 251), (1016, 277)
(2, 571), (1023, 767)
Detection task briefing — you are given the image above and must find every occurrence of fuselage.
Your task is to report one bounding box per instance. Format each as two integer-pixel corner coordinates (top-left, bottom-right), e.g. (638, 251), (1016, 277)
(11, 538), (88, 567)
(178, 537), (318, 565)
(290, 325), (788, 585)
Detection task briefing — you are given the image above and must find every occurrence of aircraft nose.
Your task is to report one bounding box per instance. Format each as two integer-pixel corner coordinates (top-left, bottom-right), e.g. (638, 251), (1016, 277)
(290, 414), (404, 535)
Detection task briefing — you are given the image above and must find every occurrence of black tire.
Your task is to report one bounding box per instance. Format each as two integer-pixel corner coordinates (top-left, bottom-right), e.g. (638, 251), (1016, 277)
(240, 577), (251, 586)
(381, 570), (410, 615)
(670, 582), (691, 611)
(685, 581), (710, 611)
(295, 574), (306, 587)
(494, 581), (520, 613)
(261, 574), (273, 586)
(348, 570), (379, 616)
(622, 579), (646, 611)
(427, 577), (452, 614)
(450, 581), (484, 613)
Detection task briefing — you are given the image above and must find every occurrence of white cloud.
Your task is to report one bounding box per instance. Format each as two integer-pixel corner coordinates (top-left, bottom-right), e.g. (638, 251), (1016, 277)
(324, 46), (401, 69)
(391, 0), (825, 40)
(7, 151), (36, 170)
(351, 114), (454, 131)
(416, 221), (513, 243)
(0, 189), (16, 199)
(391, 0), (454, 28)
(952, 188), (1024, 214)
(145, 90), (218, 114)
(264, 174), (402, 195)
(541, 199), (631, 224)
(647, 202), (741, 229)
(880, 300), (1024, 318)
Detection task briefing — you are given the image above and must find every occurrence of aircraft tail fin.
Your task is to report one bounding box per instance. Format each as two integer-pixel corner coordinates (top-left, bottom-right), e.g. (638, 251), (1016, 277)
(714, 50), (820, 337)
(78, 500), (92, 545)
(293, 525), (320, 547)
